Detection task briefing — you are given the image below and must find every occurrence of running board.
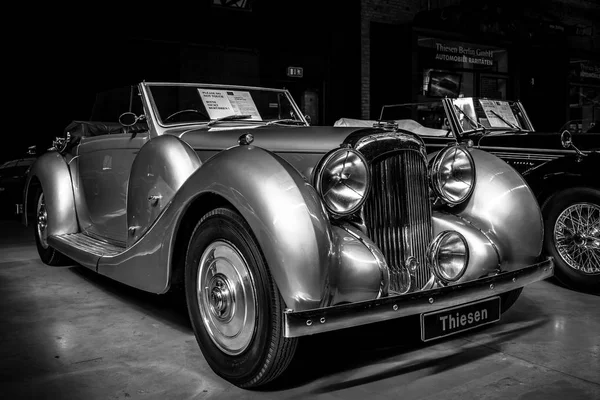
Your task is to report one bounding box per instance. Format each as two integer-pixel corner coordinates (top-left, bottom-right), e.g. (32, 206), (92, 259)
(48, 233), (125, 270)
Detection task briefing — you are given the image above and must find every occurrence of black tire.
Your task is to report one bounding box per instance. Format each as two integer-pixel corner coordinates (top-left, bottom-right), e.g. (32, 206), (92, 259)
(34, 189), (70, 266)
(184, 207), (298, 388)
(500, 288), (522, 314)
(542, 187), (600, 294)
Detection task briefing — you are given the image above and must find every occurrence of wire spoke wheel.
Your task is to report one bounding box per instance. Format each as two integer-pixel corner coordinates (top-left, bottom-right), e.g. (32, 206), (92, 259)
(554, 202), (600, 275)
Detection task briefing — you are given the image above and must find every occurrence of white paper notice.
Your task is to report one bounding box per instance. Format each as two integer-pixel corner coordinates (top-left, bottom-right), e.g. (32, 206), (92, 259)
(478, 99), (519, 128)
(198, 89), (262, 121)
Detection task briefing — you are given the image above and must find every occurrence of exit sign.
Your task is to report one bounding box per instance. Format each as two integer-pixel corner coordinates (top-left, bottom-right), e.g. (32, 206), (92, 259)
(287, 66), (304, 78)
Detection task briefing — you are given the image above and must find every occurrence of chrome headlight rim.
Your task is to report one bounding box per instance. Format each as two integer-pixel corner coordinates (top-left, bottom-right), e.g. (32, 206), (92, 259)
(428, 230), (469, 283)
(430, 145), (476, 206)
(314, 147), (370, 216)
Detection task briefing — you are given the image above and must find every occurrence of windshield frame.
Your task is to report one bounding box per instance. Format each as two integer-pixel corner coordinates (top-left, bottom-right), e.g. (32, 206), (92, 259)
(142, 82), (308, 132)
(443, 98), (535, 138)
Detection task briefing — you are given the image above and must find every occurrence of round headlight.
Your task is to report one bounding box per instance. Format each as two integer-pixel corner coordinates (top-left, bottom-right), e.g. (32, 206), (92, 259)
(430, 146), (475, 205)
(428, 231), (469, 283)
(315, 148), (370, 215)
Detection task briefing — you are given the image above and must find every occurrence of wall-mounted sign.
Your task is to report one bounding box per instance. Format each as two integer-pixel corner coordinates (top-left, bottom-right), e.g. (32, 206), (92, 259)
(434, 42), (494, 66)
(287, 66), (304, 78)
(569, 60), (600, 83)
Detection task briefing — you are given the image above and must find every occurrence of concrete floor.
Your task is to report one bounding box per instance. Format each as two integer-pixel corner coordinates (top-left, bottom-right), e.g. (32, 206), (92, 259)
(0, 218), (598, 400)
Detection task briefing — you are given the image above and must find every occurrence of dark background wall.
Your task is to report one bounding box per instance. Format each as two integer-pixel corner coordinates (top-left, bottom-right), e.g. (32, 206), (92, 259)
(6, 0), (361, 163)
(5, 0), (599, 164)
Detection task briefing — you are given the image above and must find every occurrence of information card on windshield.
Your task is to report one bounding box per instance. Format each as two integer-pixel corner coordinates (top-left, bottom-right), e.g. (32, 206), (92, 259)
(198, 89), (262, 120)
(479, 99), (518, 128)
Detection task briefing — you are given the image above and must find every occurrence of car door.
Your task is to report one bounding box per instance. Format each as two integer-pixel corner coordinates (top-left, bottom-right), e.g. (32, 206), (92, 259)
(75, 132), (149, 244)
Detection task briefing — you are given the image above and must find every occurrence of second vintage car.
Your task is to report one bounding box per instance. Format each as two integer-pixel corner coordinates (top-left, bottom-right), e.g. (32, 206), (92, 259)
(336, 98), (599, 294)
(24, 82), (553, 388)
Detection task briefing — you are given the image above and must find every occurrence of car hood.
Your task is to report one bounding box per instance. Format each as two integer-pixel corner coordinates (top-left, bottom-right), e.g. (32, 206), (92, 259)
(175, 125), (374, 155)
(475, 132), (600, 152)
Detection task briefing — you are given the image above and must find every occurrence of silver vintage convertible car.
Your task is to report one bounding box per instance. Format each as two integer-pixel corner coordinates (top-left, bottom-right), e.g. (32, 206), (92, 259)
(23, 82), (553, 388)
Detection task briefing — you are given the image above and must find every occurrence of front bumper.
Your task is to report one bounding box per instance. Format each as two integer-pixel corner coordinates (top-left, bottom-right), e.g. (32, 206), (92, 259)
(284, 257), (553, 338)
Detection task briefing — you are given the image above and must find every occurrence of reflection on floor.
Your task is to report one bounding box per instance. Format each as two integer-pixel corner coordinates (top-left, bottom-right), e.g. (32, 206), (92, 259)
(0, 219), (598, 400)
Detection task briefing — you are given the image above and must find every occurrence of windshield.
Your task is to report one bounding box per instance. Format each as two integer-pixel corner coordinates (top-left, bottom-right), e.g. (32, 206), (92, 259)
(379, 98), (533, 137)
(147, 84), (307, 126)
(449, 98), (532, 134)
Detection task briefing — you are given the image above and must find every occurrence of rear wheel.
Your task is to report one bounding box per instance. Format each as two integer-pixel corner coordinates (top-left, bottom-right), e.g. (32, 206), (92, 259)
(34, 189), (69, 266)
(542, 188), (600, 294)
(184, 207), (297, 388)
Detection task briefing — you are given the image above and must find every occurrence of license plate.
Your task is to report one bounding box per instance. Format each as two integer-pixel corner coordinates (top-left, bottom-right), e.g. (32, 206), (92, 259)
(421, 296), (501, 342)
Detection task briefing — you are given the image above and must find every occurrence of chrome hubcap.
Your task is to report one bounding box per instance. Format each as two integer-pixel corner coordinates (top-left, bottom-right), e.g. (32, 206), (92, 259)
(197, 241), (256, 355)
(36, 194), (49, 249)
(554, 202), (600, 274)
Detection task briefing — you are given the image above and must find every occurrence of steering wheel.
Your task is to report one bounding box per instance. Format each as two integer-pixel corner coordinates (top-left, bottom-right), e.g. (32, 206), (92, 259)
(164, 109), (208, 123)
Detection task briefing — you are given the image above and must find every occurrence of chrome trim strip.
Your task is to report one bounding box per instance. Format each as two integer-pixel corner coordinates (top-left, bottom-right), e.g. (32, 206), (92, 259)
(491, 153), (560, 160)
(479, 146), (590, 155)
(283, 258), (553, 338)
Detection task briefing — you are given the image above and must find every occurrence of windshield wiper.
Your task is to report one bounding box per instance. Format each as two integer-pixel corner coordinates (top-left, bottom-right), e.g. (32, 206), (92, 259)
(453, 105), (487, 135)
(265, 119), (306, 126)
(489, 110), (524, 133)
(207, 114), (252, 127)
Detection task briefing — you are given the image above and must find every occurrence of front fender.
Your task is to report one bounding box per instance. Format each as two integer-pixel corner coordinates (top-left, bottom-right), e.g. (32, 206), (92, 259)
(98, 145), (333, 311)
(23, 152), (78, 235)
(433, 148), (544, 271)
(186, 146), (333, 311)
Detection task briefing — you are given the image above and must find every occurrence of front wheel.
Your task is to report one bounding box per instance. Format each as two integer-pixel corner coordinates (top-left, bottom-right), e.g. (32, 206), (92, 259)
(542, 187), (600, 294)
(184, 207), (297, 388)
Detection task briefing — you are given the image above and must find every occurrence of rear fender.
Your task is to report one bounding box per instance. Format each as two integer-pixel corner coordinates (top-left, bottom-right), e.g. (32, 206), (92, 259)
(23, 152), (78, 235)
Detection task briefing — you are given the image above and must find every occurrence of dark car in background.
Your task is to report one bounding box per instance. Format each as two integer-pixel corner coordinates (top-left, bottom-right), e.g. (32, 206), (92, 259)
(0, 147), (37, 218)
(336, 98), (599, 293)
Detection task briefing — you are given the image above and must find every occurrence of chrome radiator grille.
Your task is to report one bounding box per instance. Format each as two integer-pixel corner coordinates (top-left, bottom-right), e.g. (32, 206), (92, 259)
(363, 150), (433, 292)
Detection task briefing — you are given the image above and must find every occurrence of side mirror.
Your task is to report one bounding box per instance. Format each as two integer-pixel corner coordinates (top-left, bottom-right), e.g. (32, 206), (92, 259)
(304, 114), (312, 125)
(560, 130), (572, 149)
(119, 112), (139, 127)
(560, 129), (586, 160)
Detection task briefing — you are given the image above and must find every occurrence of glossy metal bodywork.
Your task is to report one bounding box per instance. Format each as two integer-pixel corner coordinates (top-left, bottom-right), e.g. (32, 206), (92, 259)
(431, 211), (500, 282)
(26, 82), (553, 326)
(75, 133), (149, 244)
(326, 225), (390, 305)
(127, 135), (201, 245)
(23, 152), (78, 237)
(97, 145), (334, 309)
(439, 148), (544, 270)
